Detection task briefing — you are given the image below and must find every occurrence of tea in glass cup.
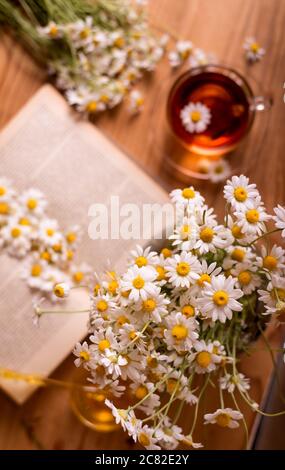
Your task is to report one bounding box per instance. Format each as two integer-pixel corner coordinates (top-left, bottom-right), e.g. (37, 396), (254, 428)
(167, 65), (271, 159)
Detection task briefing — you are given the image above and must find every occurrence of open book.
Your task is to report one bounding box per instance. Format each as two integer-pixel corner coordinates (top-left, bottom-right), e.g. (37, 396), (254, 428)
(0, 85), (169, 404)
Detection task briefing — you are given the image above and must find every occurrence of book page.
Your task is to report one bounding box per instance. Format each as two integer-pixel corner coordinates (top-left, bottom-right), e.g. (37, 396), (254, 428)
(0, 85), (169, 403)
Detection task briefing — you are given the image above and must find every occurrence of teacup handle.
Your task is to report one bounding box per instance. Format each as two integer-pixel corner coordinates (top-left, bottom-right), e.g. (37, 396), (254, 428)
(249, 95), (273, 112)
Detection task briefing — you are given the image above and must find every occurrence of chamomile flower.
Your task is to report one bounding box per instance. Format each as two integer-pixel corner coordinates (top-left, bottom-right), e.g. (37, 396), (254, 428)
(65, 225), (82, 248)
(170, 186), (205, 209)
(193, 261), (222, 293)
(222, 245), (255, 271)
(188, 48), (216, 68)
(258, 275), (285, 315)
(155, 422), (184, 450)
(257, 244), (285, 275)
(166, 252), (202, 288)
(170, 216), (199, 251)
(37, 21), (63, 39)
(196, 274), (243, 323)
(164, 312), (198, 352)
(219, 372), (250, 394)
(137, 425), (161, 450)
(121, 265), (157, 301)
(168, 40), (193, 67)
(226, 215), (247, 242)
(128, 90), (144, 113)
(136, 287), (169, 323)
(129, 245), (158, 268)
(232, 263), (261, 295)
(194, 224), (234, 254)
(66, 87), (106, 114)
(1, 219), (31, 257)
(130, 382), (160, 413)
(204, 408), (243, 428)
(92, 293), (117, 318)
(104, 400), (134, 431)
(180, 102), (211, 134)
(224, 175), (260, 210)
(273, 205), (285, 238)
(38, 219), (62, 246)
(71, 263), (93, 286)
(192, 340), (222, 374)
(19, 188), (47, 219)
(183, 436), (203, 449)
(73, 341), (93, 368)
(0, 177), (16, 202)
(243, 37), (265, 63)
(90, 326), (118, 357)
(235, 199), (270, 235)
(53, 282), (70, 299)
(208, 159), (231, 183)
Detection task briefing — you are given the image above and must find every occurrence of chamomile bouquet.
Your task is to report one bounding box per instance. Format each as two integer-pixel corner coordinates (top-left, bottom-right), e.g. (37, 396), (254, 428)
(55, 174), (285, 450)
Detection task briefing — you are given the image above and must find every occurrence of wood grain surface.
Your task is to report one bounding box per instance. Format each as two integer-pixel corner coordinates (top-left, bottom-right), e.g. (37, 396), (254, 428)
(0, 0), (285, 450)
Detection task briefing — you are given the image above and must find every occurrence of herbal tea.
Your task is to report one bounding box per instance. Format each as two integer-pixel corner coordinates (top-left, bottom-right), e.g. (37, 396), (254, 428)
(167, 68), (253, 156)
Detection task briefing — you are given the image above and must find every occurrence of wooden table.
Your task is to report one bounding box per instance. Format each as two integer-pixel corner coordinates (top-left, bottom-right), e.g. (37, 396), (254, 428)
(0, 0), (285, 450)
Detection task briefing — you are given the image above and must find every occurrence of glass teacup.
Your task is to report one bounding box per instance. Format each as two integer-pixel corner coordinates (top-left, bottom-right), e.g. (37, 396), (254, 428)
(165, 65), (272, 179)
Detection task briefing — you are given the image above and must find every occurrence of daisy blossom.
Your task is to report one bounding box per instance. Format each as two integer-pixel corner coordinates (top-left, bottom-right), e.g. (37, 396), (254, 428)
(121, 265), (157, 301)
(243, 37), (265, 63)
(165, 252), (202, 288)
(204, 408), (243, 428)
(180, 102), (211, 133)
(196, 274), (243, 323)
(164, 312), (198, 352)
(224, 175), (260, 210)
(273, 205), (285, 238)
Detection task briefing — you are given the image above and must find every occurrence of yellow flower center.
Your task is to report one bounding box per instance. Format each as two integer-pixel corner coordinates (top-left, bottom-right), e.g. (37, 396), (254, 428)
(49, 25), (58, 38)
(41, 251), (51, 262)
(182, 188), (195, 199)
(197, 273), (211, 287)
(176, 261), (190, 276)
(93, 283), (100, 295)
(53, 243), (62, 253)
(182, 225), (190, 236)
(121, 290), (130, 298)
(138, 432), (150, 447)
(143, 298), (156, 312)
(147, 356), (158, 368)
(0, 202), (9, 214)
(54, 285), (65, 297)
(96, 300), (108, 312)
(73, 271), (84, 283)
(166, 378), (179, 393)
(66, 232), (77, 244)
(46, 228), (55, 237)
(11, 227), (21, 238)
(135, 256), (148, 267)
(98, 339), (110, 352)
(19, 217), (30, 226)
(246, 209), (260, 224)
(196, 351), (212, 368)
(216, 413), (231, 427)
(171, 324), (188, 341)
(238, 270), (252, 285)
(200, 227), (214, 243)
(79, 351), (90, 361)
(129, 331), (138, 341)
(135, 385), (148, 400)
(156, 265), (166, 281)
(100, 94), (109, 104)
(0, 186), (6, 196)
(161, 247), (172, 258)
(191, 110), (201, 123)
(31, 264), (42, 277)
(231, 248), (245, 262)
(250, 42), (259, 53)
(80, 27), (91, 39)
(86, 101), (97, 113)
(132, 276), (145, 289)
(114, 36), (125, 48)
(108, 280), (118, 294)
(231, 224), (243, 239)
(233, 186), (248, 202)
(116, 315), (129, 326)
(180, 49), (191, 60)
(182, 305), (195, 317)
(263, 255), (278, 271)
(27, 198), (38, 210)
(67, 250), (74, 261)
(213, 290), (229, 306)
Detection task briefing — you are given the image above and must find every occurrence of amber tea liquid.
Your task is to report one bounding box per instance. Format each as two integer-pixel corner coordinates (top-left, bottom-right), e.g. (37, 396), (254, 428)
(167, 68), (253, 156)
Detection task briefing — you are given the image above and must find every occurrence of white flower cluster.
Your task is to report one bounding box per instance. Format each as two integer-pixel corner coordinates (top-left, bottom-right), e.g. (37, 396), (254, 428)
(37, 2), (168, 115)
(0, 177), (91, 303)
(70, 175), (285, 450)
(168, 40), (216, 69)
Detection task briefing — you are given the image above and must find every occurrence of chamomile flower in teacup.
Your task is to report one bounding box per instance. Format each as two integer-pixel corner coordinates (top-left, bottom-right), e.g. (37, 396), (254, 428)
(180, 101), (211, 133)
